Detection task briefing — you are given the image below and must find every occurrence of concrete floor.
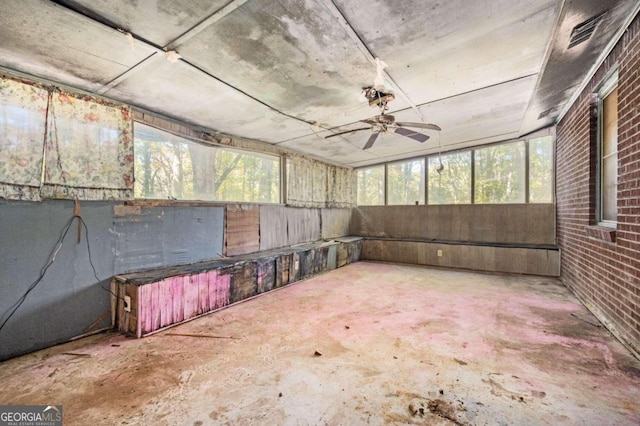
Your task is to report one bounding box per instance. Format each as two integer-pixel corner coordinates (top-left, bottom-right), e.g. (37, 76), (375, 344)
(1, 262), (639, 425)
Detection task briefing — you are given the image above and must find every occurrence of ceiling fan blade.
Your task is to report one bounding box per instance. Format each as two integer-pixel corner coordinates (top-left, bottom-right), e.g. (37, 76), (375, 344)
(363, 132), (380, 150)
(359, 119), (377, 125)
(324, 127), (371, 139)
(396, 122), (442, 131)
(393, 127), (430, 143)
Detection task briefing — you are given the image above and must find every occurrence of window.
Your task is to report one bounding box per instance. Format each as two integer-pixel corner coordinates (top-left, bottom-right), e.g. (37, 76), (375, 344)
(211, 148), (280, 203)
(598, 74), (618, 223)
(134, 124), (196, 199)
(356, 136), (553, 206)
(134, 123), (280, 203)
(428, 151), (472, 204)
(528, 136), (554, 203)
(387, 158), (424, 205)
(356, 165), (384, 205)
(474, 141), (525, 203)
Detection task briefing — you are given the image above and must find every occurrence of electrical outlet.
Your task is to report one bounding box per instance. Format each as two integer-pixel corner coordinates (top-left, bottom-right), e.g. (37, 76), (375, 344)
(124, 295), (131, 312)
(437, 250), (443, 257)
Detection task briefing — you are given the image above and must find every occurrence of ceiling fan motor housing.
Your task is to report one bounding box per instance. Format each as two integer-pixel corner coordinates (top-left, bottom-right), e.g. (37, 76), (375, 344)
(372, 114), (395, 125)
(362, 87), (395, 109)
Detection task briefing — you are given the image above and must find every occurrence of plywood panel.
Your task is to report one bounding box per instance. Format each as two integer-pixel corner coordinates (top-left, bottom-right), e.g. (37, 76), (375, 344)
(351, 204), (556, 245)
(321, 208), (351, 239)
(275, 254), (294, 288)
(260, 206), (322, 250)
(1, 201), (116, 361)
(150, 282), (161, 333)
(206, 269), (232, 310)
(114, 205), (224, 273)
(302, 247), (328, 277)
(195, 273), (208, 315)
(226, 205), (260, 256)
(291, 253), (301, 283)
(128, 285), (138, 336)
(287, 208), (321, 246)
(257, 258), (276, 294)
(113, 239), (362, 338)
(337, 238), (363, 267)
(159, 278), (173, 328)
(230, 263), (258, 304)
(219, 273), (232, 308)
(361, 239), (560, 276)
(171, 276), (184, 324)
(114, 281), (127, 334)
(327, 244), (338, 270)
(259, 205), (288, 251)
(183, 275), (199, 321)
(138, 284), (152, 337)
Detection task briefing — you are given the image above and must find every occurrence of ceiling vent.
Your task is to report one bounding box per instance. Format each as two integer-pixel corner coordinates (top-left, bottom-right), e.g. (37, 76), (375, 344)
(568, 11), (607, 49)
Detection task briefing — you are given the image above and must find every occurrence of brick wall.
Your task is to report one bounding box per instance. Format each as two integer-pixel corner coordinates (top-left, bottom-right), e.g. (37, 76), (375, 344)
(556, 13), (640, 355)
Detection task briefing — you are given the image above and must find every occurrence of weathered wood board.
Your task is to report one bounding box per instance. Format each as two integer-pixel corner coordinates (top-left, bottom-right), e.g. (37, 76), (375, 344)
(112, 237), (362, 337)
(226, 205), (260, 256)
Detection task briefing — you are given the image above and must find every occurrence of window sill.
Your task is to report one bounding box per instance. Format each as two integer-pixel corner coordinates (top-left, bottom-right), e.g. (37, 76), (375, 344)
(125, 199), (284, 208)
(585, 225), (617, 243)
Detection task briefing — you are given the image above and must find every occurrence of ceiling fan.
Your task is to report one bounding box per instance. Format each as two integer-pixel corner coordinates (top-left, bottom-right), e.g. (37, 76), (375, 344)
(324, 86), (441, 150)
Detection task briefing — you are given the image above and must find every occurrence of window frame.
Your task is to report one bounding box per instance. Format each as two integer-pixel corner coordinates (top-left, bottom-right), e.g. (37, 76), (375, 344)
(133, 121), (283, 204)
(356, 164), (386, 206)
(527, 135), (556, 204)
(426, 149), (473, 205)
(473, 139), (527, 204)
(595, 71), (618, 226)
(355, 132), (555, 207)
(386, 156), (426, 205)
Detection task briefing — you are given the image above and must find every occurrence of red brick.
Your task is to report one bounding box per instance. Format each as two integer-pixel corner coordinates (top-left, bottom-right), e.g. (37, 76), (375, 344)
(557, 13), (640, 355)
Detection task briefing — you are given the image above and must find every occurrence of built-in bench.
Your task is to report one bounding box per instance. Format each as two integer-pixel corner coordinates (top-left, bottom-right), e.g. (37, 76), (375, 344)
(361, 238), (560, 277)
(111, 237), (362, 337)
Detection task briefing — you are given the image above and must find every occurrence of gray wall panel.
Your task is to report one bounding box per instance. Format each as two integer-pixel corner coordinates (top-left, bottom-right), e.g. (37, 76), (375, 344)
(259, 205), (289, 251)
(351, 204), (555, 245)
(0, 200), (115, 361)
(1, 201), (225, 361)
(362, 239), (560, 276)
(113, 205), (224, 273)
(259, 206), (323, 250)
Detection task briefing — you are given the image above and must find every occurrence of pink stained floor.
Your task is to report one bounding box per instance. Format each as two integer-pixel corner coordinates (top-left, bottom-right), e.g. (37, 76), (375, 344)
(1, 262), (639, 425)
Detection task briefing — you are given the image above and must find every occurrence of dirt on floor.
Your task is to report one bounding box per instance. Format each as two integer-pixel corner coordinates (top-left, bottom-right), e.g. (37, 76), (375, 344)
(1, 262), (639, 425)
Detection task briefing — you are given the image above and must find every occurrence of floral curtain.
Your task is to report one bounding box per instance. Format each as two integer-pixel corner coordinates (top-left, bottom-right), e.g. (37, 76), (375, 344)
(41, 89), (134, 200)
(327, 166), (356, 208)
(0, 77), (48, 201)
(286, 155), (356, 208)
(1, 75), (134, 201)
(286, 155), (330, 207)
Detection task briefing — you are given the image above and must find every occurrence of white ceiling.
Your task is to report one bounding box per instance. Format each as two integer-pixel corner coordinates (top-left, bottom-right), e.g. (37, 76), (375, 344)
(0, 0), (637, 167)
